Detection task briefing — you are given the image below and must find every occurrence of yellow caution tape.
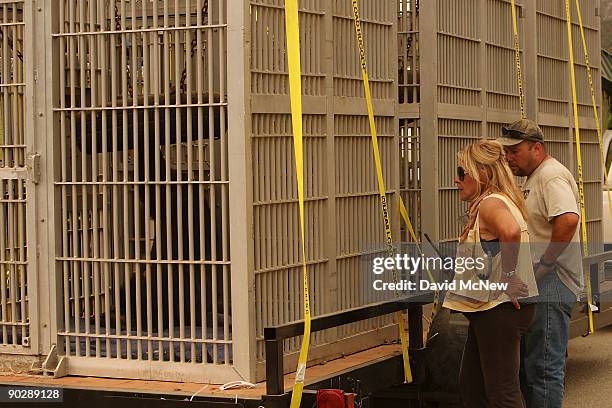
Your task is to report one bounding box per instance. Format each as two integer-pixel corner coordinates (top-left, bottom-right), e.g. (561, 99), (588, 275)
(284, 1), (312, 406)
(565, 0), (594, 335)
(398, 197), (441, 321)
(510, 0), (525, 119)
(398, 197), (418, 244)
(351, 0), (412, 383)
(573, 0), (612, 225)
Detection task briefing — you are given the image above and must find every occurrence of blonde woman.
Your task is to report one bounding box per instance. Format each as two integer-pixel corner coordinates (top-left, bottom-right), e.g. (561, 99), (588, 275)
(443, 139), (538, 408)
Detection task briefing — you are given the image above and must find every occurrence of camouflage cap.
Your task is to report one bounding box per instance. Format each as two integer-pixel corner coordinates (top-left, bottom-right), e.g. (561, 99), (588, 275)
(497, 119), (544, 146)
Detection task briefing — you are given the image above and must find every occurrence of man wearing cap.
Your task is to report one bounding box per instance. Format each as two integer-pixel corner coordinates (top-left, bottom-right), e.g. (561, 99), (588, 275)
(498, 118), (583, 408)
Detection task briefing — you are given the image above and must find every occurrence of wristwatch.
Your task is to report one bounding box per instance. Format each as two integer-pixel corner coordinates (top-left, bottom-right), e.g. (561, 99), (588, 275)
(504, 270), (516, 278)
(539, 256), (555, 268)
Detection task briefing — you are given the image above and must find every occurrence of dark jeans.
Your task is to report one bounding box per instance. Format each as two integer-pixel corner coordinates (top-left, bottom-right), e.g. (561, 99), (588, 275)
(460, 303), (536, 408)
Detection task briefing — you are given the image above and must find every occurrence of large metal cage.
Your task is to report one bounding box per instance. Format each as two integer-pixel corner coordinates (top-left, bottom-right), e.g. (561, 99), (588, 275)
(0, 0), (604, 384)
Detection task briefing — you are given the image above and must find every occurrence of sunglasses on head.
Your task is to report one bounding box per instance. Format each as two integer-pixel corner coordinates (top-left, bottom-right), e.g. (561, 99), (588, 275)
(457, 166), (466, 181)
(502, 127), (541, 143)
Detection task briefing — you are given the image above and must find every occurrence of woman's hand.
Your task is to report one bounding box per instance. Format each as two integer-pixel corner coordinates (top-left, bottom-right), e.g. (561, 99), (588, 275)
(499, 275), (529, 310)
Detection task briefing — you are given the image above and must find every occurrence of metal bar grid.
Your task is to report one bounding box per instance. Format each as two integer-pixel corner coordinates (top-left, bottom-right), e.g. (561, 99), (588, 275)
(399, 118), (420, 242)
(333, 115), (397, 341)
(250, 0), (327, 368)
(0, 177), (27, 347)
(333, 0), (397, 354)
(250, 0), (323, 96)
(534, 0), (602, 255)
(0, 2), (25, 168)
(0, 0), (28, 349)
(397, 0), (419, 105)
(52, 0), (231, 379)
(249, 0), (400, 380)
(332, 0), (392, 99)
(425, 0), (602, 248)
(436, 0), (481, 107)
(437, 119), (482, 242)
(485, 0), (524, 112)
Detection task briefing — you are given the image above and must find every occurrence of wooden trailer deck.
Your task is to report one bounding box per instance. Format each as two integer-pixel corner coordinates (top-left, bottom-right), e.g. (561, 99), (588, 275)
(0, 343), (403, 403)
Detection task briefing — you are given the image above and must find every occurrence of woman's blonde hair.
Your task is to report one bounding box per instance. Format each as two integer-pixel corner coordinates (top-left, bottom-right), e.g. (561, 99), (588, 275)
(458, 139), (528, 221)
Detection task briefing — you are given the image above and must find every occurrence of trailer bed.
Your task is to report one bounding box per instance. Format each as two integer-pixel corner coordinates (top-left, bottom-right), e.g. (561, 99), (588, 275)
(0, 344), (403, 404)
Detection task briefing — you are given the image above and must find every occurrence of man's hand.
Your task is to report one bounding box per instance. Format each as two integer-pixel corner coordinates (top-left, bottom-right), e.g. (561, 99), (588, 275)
(533, 261), (555, 281)
(533, 212), (577, 281)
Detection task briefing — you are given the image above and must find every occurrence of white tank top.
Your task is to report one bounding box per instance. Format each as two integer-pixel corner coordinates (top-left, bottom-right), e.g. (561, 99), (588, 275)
(443, 193), (539, 313)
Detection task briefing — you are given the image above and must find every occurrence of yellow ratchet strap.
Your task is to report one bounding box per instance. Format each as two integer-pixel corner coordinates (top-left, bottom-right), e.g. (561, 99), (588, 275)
(565, 0), (594, 335)
(574, 0), (612, 223)
(284, 1), (312, 406)
(510, 0), (525, 119)
(351, 0), (412, 383)
(398, 197), (441, 322)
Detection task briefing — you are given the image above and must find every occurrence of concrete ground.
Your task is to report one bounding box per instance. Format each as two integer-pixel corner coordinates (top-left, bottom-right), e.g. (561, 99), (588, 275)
(564, 324), (612, 407)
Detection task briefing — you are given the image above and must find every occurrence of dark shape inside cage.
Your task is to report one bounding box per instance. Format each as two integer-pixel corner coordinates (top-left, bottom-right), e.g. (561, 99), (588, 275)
(68, 93), (229, 361)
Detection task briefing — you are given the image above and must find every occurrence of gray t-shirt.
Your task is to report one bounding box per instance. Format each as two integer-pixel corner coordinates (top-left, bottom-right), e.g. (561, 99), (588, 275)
(522, 157), (584, 297)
